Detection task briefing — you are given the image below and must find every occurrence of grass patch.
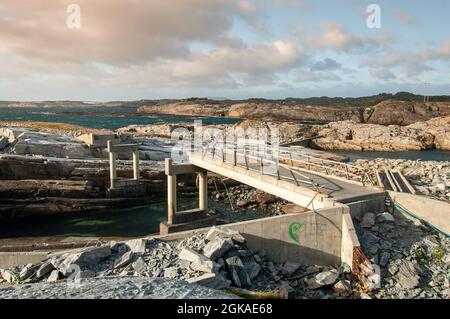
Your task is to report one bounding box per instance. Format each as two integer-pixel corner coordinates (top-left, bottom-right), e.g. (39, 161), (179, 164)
(431, 245), (446, 263)
(414, 247), (426, 264)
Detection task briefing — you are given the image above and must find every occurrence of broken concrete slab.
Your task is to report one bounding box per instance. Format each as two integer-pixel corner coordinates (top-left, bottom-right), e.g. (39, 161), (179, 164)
(307, 270), (339, 289)
(164, 267), (179, 279)
(281, 261), (301, 277)
(243, 262), (261, 281)
(114, 251), (134, 269)
(179, 248), (220, 273)
(279, 281), (296, 299)
(203, 237), (233, 260)
(19, 264), (36, 281)
(333, 280), (352, 297)
(187, 273), (231, 290)
(224, 253), (251, 288)
(132, 257), (147, 274)
(125, 239), (149, 254)
(47, 270), (61, 283)
(36, 261), (55, 279)
(1, 269), (18, 283)
(206, 226), (246, 244)
(394, 260), (422, 289)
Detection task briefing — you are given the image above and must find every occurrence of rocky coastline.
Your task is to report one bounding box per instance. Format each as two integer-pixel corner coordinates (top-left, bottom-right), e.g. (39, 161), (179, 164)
(138, 99), (450, 125)
(1, 214), (448, 299)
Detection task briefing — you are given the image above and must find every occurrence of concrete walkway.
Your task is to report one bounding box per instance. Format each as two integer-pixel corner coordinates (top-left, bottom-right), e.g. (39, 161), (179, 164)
(190, 149), (384, 207)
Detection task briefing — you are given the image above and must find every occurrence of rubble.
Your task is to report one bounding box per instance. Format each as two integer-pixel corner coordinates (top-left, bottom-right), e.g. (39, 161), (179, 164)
(19, 264), (35, 281)
(1, 213), (448, 300)
(203, 237), (233, 260)
(307, 270), (339, 289)
(36, 262), (55, 279)
(47, 270), (61, 283)
(356, 208), (450, 299)
(1, 269), (18, 283)
(187, 273), (231, 290)
(355, 159), (449, 201)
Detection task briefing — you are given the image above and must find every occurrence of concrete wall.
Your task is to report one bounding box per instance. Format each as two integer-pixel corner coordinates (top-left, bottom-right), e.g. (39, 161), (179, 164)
(154, 206), (350, 266)
(224, 207), (343, 266)
(1, 205), (362, 269)
(388, 191), (450, 235)
(0, 252), (49, 269)
(341, 210), (361, 270)
(345, 192), (386, 220)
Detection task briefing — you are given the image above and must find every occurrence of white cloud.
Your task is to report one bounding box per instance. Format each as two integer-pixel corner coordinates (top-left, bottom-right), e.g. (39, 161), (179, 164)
(307, 23), (393, 52)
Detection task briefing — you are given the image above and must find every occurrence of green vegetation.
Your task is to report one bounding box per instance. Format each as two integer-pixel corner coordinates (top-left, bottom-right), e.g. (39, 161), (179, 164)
(431, 245), (446, 263)
(415, 247), (427, 264)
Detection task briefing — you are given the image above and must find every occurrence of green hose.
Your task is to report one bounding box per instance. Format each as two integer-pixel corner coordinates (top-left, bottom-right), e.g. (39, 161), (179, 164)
(392, 202), (450, 238)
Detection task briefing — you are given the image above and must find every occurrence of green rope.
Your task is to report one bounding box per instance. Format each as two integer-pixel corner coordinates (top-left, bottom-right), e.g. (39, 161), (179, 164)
(392, 202), (450, 238)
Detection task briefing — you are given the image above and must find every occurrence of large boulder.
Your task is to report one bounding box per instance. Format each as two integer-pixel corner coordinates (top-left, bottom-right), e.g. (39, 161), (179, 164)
(203, 237), (233, 260)
(54, 246), (111, 275)
(0, 269), (18, 283)
(312, 121), (435, 152)
(178, 248), (220, 273)
(36, 262), (55, 279)
(224, 251), (251, 288)
(307, 270), (339, 289)
(2, 129), (94, 158)
(187, 273), (231, 290)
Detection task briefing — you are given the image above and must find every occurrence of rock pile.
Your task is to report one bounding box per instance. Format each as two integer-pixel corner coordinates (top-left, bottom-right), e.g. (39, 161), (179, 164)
(2, 216), (448, 299)
(355, 209), (450, 299)
(355, 159), (449, 201)
(1, 227), (355, 299)
(212, 185), (287, 216)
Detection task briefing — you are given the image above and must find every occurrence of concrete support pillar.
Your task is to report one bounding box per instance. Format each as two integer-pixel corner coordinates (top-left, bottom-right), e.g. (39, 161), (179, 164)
(167, 174), (177, 224)
(198, 171), (208, 211)
(132, 150), (140, 180)
(109, 152), (117, 189)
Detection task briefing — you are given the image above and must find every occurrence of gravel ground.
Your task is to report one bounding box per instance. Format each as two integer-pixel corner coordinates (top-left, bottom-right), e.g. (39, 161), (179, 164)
(0, 276), (235, 299)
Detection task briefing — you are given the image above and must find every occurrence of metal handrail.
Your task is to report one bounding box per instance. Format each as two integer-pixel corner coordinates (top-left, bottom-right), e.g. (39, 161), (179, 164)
(239, 143), (374, 186)
(194, 141), (375, 187)
(196, 143), (323, 194)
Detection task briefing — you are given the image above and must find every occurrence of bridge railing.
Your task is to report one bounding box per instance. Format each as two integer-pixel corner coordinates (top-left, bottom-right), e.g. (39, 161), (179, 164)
(196, 143), (324, 194)
(274, 147), (375, 186)
(193, 142), (375, 187)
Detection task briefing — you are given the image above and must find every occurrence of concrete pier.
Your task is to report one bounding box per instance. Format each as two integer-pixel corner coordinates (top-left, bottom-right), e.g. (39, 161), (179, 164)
(107, 141), (140, 189)
(109, 151), (117, 189)
(167, 174), (177, 225)
(198, 171), (207, 211)
(160, 158), (215, 235)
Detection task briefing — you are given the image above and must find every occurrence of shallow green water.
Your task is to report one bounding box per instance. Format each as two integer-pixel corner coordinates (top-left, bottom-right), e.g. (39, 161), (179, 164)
(0, 107), (239, 129)
(0, 197), (265, 239)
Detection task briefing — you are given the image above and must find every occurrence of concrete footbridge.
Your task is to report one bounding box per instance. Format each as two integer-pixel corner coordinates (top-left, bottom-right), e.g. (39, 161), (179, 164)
(161, 142), (385, 234)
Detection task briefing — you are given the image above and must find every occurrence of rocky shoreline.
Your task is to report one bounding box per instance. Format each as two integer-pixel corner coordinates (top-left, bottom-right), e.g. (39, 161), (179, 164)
(1, 211), (449, 299)
(0, 118), (448, 221)
(138, 99), (450, 125)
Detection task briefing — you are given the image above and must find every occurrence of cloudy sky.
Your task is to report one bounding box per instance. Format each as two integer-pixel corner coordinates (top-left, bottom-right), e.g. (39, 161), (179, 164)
(0, 0), (449, 101)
